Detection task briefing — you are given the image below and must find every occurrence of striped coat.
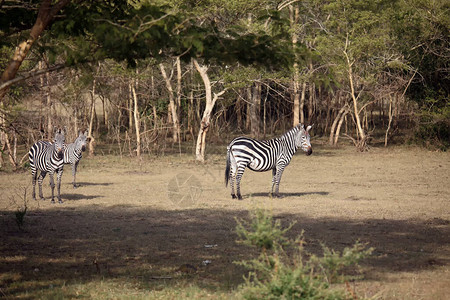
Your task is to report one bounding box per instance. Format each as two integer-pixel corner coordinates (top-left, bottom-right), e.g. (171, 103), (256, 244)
(29, 128), (66, 203)
(225, 124), (312, 200)
(64, 131), (88, 188)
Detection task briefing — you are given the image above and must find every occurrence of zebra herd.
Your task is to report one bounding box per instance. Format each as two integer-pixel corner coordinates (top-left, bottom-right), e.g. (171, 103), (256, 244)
(28, 124), (312, 203)
(28, 129), (88, 203)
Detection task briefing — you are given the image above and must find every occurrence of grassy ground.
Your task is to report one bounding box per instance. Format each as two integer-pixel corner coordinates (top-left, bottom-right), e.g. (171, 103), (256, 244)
(0, 143), (449, 299)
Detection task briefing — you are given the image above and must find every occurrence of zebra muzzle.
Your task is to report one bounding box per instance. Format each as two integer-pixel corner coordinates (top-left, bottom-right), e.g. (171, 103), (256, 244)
(306, 147), (312, 156)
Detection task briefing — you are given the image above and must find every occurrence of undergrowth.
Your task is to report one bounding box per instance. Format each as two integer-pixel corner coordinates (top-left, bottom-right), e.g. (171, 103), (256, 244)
(235, 208), (373, 299)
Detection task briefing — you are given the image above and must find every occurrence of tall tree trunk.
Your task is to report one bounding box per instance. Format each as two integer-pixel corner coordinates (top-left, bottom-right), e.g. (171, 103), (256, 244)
(88, 76), (96, 157)
(290, 4), (300, 127)
(193, 59), (226, 162)
(246, 88), (251, 131)
(300, 81), (306, 124)
(385, 94), (394, 147)
(159, 63), (180, 143)
(131, 84), (141, 158)
(343, 37), (366, 150)
(329, 105), (348, 145)
(250, 83), (261, 138)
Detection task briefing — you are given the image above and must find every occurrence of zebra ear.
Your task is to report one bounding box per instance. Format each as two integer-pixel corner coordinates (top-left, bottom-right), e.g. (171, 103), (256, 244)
(306, 125), (312, 132)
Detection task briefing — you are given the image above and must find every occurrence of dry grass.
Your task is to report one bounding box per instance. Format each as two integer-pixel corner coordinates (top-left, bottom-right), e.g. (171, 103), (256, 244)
(0, 144), (449, 299)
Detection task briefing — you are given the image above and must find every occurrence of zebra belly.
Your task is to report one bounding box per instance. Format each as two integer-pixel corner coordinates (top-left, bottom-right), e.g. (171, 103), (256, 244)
(247, 158), (273, 172)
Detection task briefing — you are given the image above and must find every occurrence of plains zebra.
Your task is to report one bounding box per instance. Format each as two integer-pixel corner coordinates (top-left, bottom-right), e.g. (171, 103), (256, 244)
(29, 128), (66, 203)
(225, 124), (312, 200)
(64, 131), (88, 188)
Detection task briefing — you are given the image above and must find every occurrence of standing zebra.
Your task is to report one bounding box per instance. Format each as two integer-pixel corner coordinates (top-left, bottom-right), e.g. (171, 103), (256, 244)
(225, 124), (312, 200)
(29, 128), (66, 203)
(64, 130), (88, 188)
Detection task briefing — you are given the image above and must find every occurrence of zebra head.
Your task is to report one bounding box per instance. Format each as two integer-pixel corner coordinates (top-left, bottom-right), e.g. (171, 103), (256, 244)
(295, 124), (312, 156)
(53, 128), (66, 159)
(76, 130), (88, 152)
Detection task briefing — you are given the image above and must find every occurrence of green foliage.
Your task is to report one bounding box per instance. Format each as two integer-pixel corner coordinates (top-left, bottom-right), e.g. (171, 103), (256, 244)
(235, 209), (373, 299)
(235, 209), (296, 251)
(310, 242), (373, 283)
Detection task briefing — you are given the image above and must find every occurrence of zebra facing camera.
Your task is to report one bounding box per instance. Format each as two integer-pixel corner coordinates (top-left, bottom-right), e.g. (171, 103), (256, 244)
(167, 173), (202, 207)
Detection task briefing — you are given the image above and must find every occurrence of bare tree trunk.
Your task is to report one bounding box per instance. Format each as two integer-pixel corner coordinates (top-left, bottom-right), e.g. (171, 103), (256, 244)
(176, 57), (182, 139)
(128, 83), (133, 134)
(193, 59), (226, 162)
(159, 63), (180, 142)
(343, 36), (366, 150)
(45, 67), (52, 139)
(385, 95), (394, 147)
(88, 75), (96, 157)
(246, 88), (251, 131)
(300, 81), (307, 124)
(334, 110), (349, 145)
(289, 4), (301, 127)
(131, 84), (141, 158)
(250, 83), (261, 138)
(308, 81), (315, 124)
(329, 105), (348, 145)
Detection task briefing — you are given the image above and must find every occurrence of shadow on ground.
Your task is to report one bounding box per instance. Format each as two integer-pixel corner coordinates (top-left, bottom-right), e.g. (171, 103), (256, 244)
(0, 206), (448, 297)
(248, 191), (330, 198)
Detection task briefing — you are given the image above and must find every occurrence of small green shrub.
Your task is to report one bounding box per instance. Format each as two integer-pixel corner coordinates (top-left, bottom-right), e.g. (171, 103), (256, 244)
(235, 209), (373, 300)
(235, 208), (296, 251)
(10, 187), (28, 230)
(310, 242), (373, 284)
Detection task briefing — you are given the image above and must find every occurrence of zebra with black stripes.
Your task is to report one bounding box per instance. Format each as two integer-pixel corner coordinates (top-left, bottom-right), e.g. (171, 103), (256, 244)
(64, 130), (88, 188)
(29, 128), (66, 204)
(225, 124), (312, 200)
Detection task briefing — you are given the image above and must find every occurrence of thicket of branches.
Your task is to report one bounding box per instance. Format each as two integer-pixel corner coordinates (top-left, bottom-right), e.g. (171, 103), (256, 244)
(1, 0), (448, 169)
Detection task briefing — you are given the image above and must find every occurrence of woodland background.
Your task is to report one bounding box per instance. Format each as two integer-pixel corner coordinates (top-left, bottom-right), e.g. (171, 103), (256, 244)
(0, 0), (449, 169)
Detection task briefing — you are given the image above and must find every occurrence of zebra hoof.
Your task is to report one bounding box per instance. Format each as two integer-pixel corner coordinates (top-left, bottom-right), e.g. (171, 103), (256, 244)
(231, 194), (237, 199)
(237, 194), (243, 200)
(73, 185), (78, 189)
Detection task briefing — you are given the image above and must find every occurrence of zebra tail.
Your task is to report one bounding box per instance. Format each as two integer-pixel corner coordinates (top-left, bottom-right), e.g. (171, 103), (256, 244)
(225, 147), (231, 187)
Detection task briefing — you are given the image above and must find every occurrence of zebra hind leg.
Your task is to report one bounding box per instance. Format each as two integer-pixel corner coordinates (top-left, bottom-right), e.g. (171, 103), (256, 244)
(228, 152), (237, 199)
(230, 172), (237, 199)
(31, 169), (37, 200)
(235, 165), (246, 200)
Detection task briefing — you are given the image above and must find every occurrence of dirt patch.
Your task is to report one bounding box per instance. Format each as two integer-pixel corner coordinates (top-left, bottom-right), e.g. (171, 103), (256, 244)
(1, 145), (449, 298)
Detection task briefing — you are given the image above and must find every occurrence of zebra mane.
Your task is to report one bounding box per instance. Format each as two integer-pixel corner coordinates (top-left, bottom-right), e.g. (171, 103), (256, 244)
(279, 124), (304, 140)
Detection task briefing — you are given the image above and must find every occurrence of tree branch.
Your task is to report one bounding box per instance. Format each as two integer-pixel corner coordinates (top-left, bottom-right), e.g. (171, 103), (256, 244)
(0, 64), (65, 91)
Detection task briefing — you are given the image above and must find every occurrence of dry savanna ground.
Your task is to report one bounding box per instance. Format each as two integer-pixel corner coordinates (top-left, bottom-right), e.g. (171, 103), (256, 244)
(0, 144), (449, 299)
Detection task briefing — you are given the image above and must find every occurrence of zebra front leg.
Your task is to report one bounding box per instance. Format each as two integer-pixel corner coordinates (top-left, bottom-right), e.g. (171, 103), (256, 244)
(72, 163), (77, 189)
(37, 171), (47, 200)
(49, 172), (56, 203)
(271, 168), (277, 197)
(56, 169), (64, 203)
(272, 166), (285, 198)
